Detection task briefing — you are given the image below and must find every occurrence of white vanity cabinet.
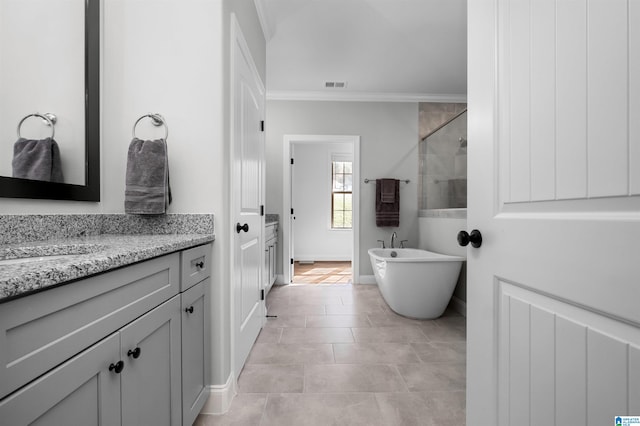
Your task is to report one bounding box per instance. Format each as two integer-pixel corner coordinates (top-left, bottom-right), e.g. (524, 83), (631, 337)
(0, 243), (212, 426)
(264, 223), (278, 294)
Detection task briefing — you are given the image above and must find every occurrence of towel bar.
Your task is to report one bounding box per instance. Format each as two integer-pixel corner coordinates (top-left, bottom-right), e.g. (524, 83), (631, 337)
(17, 113), (57, 139)
(132, 113), (168, 140)
(364, 178), (410, 184)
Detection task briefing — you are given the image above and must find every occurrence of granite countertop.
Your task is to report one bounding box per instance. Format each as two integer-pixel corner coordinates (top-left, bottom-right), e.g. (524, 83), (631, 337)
(0, 233), (214, 303)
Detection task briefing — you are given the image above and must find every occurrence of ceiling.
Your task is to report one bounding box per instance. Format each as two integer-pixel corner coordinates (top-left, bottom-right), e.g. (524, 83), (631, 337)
(255, 0), (467, 102)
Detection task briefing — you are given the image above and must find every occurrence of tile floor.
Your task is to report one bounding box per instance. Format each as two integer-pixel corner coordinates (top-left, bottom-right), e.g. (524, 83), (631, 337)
(292, 261), (352, 284)
(196, 283), (466, 426)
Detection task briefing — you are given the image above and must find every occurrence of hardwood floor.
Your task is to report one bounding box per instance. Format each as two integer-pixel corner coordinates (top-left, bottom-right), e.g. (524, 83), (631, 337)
(292, 261), (352, 284)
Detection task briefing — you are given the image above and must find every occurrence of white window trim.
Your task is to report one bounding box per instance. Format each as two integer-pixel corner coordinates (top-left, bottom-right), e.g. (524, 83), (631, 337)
(329, 153), (353, 230)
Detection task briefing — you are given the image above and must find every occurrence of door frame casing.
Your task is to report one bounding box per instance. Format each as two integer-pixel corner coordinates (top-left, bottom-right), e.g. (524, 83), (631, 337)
(282, 134), (360, 284)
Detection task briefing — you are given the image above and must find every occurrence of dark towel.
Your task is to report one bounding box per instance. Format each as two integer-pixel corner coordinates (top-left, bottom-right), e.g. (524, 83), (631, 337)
(380, 178), (396, 203)
(125, 138), (172, 215)
(375, 179), (399, 227)
(12, 138), (64, 183)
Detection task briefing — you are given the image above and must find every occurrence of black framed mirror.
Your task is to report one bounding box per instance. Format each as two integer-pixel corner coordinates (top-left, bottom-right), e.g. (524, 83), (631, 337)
(0, 0), (100, 201)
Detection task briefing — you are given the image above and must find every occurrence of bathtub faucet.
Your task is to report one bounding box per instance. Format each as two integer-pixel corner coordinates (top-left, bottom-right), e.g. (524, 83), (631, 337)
(390, 232), (398, 248)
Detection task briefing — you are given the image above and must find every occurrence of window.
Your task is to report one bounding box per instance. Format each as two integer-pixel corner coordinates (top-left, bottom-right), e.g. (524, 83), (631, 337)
(331, 159), (352, 229)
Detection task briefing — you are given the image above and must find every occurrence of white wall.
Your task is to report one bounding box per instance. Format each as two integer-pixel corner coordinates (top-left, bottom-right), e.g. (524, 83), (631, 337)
(418, 214), (467, 304)
(418, 216), (466, 257)
(292, 142), (352, 261)
(266, 100), (419, 278)
(0, 0), (226, 215)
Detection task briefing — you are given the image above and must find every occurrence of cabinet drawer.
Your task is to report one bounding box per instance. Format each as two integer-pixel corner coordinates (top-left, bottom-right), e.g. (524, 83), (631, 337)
(180, 244), (211, 291)
(0, 252), (180, 399)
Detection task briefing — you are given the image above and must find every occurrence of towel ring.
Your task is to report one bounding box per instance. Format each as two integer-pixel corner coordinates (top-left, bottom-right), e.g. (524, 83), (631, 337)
(17, 113), (57, 139)
(132, 113), (168, 140)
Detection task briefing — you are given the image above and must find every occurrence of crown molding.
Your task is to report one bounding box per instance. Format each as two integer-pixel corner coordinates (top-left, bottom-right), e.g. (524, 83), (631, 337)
(266, 90), (467, 103)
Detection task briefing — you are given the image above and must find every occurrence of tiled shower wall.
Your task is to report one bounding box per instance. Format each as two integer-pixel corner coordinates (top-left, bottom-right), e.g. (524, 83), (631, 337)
(418, 103), (467, 210)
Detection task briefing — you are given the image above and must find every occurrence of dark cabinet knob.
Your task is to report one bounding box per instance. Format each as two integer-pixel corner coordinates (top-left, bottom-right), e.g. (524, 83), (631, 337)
(457, 229), (483, 248)
(185, 306), (194, 314)
(109, 360), (124, 374)
(236, 223), (249, 233)
(127, 347), (141, 359)
(195, 261), (204, 269)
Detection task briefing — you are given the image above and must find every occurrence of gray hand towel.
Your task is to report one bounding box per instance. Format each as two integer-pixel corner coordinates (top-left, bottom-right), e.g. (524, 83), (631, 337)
(125, 138), (172, 215)
(12, 138), (64, 183)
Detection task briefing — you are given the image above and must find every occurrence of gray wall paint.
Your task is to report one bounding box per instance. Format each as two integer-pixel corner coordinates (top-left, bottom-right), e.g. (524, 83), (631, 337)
(265, 100), (419, 277)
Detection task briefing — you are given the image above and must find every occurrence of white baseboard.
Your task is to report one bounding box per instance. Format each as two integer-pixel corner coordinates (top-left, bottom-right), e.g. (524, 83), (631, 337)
(275, 274), (285, 285)
(357, 275), (377, 285)
(200, 373), (236, 415)
(295, 256), (352, 262)
(450, 296), (467, 317)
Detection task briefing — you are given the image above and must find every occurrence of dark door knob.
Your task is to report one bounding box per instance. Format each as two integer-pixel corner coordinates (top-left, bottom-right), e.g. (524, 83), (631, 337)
(457, 229), (483, 248)
(127, 347), (141, 359)
(185, 306), (194, 314)
(236, 223), (249, 233)
(109, 360), (124, 374)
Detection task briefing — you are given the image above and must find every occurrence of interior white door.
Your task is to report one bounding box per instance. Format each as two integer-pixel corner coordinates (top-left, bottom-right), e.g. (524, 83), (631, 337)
(468, 1), (640, 425)
(289, 144), (295, 282)
(231, 16), (265, 377)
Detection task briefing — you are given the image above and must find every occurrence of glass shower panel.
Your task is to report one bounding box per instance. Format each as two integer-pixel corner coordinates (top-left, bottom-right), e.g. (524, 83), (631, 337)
(420, 111), (467, 210)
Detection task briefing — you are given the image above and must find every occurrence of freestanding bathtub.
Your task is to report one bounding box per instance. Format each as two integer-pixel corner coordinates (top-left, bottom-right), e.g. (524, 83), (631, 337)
(368, 248), (464, 319)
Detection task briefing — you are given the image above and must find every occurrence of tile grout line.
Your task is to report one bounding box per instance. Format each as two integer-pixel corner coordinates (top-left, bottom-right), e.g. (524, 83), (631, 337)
(257, 393), (269, 426)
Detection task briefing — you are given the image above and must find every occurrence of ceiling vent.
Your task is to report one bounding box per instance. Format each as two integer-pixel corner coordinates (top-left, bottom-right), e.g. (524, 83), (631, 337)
(325, 81), (347, 88)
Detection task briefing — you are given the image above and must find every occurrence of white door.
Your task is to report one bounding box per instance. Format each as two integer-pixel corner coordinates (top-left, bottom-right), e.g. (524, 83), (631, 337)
(468, 1), (640, 425)
(231, 15), (265, 377)
(288, 144), (295, 282)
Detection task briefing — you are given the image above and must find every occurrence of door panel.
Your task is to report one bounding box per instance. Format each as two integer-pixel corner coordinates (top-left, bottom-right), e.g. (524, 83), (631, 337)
(232, 15), (265, 377)
(498, 283), (640, 425)
(632, 1), (640, 195)
(468, 0), (639, 424)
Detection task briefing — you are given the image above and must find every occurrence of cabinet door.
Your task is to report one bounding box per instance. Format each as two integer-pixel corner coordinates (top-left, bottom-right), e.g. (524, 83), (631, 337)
(181, 279), (210, 426)
(0, 333), (121, 426)
(120, 296), (182, 426)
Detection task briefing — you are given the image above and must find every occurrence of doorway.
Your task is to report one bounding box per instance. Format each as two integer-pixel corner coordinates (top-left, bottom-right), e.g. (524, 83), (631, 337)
(282, 135), (360, 285)
(292, 261), (352, 284)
